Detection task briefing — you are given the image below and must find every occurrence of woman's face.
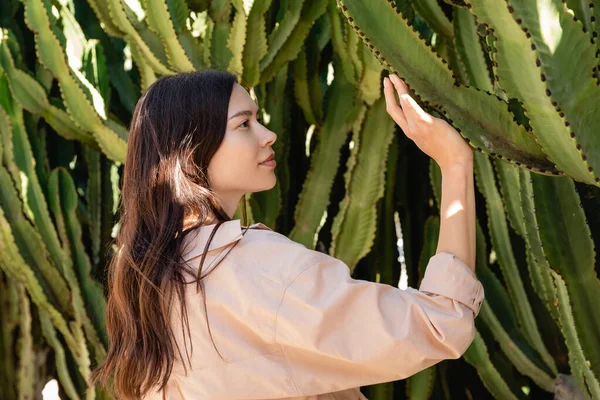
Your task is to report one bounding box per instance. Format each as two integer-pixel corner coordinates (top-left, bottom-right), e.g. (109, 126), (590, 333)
(207, 83), (277, 211)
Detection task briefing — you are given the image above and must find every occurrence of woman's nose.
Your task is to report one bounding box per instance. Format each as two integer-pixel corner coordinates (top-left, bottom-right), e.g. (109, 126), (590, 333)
(261, 128), (277, 147)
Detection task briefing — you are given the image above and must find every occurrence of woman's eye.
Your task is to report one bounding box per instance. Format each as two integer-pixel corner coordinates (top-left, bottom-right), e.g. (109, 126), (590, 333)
(239, 117), (262, 129)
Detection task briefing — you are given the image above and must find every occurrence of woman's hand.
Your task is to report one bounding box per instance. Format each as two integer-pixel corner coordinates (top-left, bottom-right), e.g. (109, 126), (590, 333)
(383, 73), (473, 172)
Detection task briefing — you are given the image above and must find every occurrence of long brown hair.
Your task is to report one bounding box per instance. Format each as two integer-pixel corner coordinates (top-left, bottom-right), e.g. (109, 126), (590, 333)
(89, 69), (248, 399)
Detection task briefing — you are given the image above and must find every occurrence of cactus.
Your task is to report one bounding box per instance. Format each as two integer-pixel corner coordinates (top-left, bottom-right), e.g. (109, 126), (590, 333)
(521, 172), (600, 389)
(330, 93), (395, 271)
(288, 64), (363, 246)
(337, 0), (561, 177)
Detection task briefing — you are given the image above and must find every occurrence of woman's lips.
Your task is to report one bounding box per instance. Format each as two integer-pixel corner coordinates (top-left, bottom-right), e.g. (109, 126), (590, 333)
(259, 159), (276, 167)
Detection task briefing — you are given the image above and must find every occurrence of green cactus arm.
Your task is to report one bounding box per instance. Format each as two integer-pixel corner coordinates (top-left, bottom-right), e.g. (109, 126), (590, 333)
(122, 3), (172, 67)
(409, 0), (454, 39)
(409, 214), (439, 399)
(233, 191), (255, 224)
(474, 152), (557, 374)
(528, 173), (600, 380)
(201, 11), (215, 66)
(59, 2), (129, 142)
(526, 249), (560, 322)
(0, 208), (87, 381)
(250, 66), (289, 228)
(330, 96), (396, 271)
(328, 102), (365, 259)
(84, 0), (123, 37)
(259, 0), (328, 84)
(518, 169), (560, 320)
(357, 42), (384, 106)
(46, 170), (98, 388)
(327, 0), (358, 85)
(289, 71), (362, 247)
(82, 148), (101, 269)
(417, 216), (441, 283)
(565, 0), (594, 32)
(474, 221), (527, 337)
(0, 169), (72, 314)
(129, 40), (157, 90)
(97, 0), (173, 76)
(208, 0), (233, 70)
(260, 0), (305, 75)
(292, 44), (319, 126)
(507, 0), (600, 186)
(435, 34), (469, 86)
(39, 309), (81, 400)
(551, 270), (600, 399)
(0, 96), (76, 282)
(452, 7), (494, 92)
(171, 3), (206, 69)
(466, 0), (596, 186)
(338, 0), (558, 174)
(493, 161), (526, 238)
(310, 26), (328, 118)
(429, 157), (442, 211)
(433, 171), (553, 389)
(375, 133), (399, 286)
(241, 0), (272, 87)
(0, 272), (19, 398)
(592, 1), (600, 76)
(0, 36), (98, 147)
(52, 167), (108, 353)
(141, 0), (195, 71)
(463, 330), (523, 400)
(479, 300), (555, 392)
(406, 366), (436, 400)
(22, 0), (127, 162)
(16, 283), (34, 400)
(476, 216), (554, 392)
(0, 108), (73, 315)
(345, 19), (363, 89)
(226, 0), (247, 77)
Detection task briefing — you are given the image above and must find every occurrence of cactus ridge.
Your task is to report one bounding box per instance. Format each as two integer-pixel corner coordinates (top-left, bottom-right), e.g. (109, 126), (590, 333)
(338, 0), (561, 175)
(330, 97), (396, 270)
(552, 271), (600, 399)
(22, 0), (128, 162)
(473, 152), (557, 374)
(102, 0), (174, 75)
(463, 331), (522, 399)
(141, 0), (196, 71)
(289, 73), (362, 246)
(466, 0), (598, 186)
(507, 0), (600, 184)
(241, 0), (272, 87)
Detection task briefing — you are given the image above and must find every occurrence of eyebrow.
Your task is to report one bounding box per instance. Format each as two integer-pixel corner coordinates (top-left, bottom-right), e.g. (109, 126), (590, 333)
(228, 101), (259, 121)
(228, 109), (255, 121)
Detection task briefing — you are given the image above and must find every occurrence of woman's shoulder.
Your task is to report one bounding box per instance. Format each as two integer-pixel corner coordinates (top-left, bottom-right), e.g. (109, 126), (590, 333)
(237, 222), (330, 287)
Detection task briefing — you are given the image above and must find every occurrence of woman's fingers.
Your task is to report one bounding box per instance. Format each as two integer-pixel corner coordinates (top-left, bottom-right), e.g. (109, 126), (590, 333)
(383, 77), (408, 133)
(389, 74), (434, 125)
(400, 94), (434, 126)
(389, 73), (410, 98)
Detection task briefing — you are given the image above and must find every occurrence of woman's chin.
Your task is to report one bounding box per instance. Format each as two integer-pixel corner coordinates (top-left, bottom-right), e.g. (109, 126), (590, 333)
(254, 176), (277, 192)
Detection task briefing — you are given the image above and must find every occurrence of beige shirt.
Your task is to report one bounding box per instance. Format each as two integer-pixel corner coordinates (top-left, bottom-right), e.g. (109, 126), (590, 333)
(144, 219), (484, 399)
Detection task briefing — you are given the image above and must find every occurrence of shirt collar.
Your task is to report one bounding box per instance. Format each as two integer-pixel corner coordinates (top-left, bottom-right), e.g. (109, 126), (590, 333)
(180, 219), (272, 261)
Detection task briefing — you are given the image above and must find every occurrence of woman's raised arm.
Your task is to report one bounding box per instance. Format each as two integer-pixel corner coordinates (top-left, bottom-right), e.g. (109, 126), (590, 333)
(383, 74), (475, 270)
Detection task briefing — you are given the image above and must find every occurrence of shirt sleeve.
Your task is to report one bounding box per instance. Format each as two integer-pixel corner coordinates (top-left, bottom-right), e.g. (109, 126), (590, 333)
(273, 251), (485, 395)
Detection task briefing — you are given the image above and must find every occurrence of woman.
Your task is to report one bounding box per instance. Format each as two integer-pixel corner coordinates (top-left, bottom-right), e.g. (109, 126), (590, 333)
(90, 69), (484, 399)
